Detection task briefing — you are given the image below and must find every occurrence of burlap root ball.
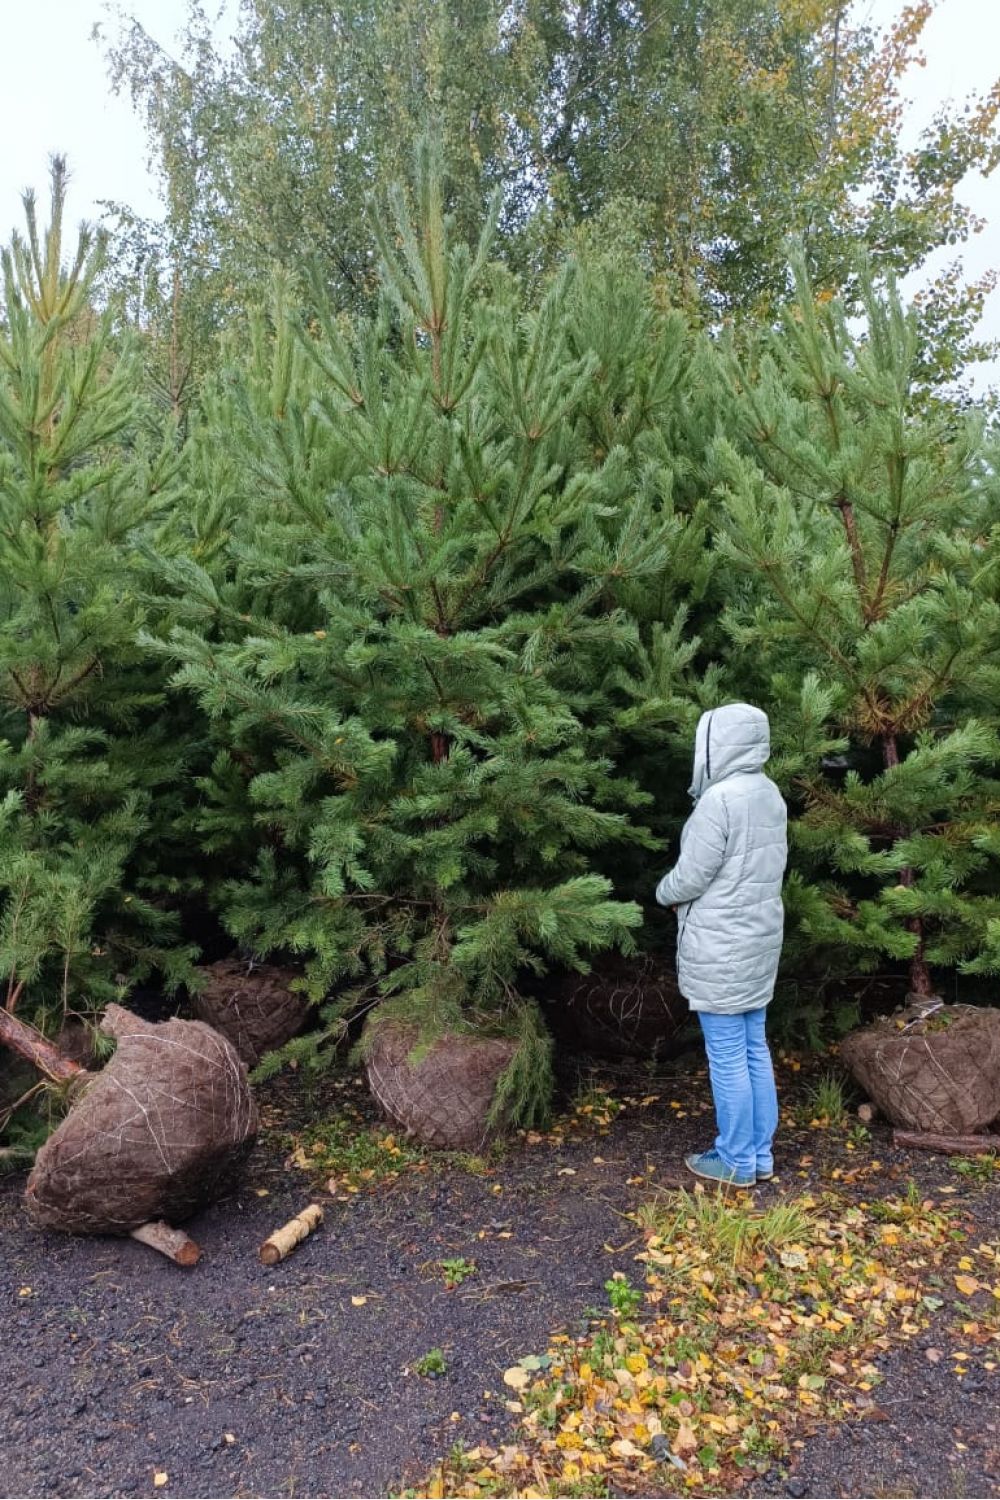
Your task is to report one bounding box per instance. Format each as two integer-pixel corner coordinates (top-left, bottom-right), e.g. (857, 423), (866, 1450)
(840, 1003), (1000, 1134)
(364, 1019), (518, 1150)
(191, 958), (310, 1068)
(26, 1004), (258, 1235)
(545, 953), (687, 1061)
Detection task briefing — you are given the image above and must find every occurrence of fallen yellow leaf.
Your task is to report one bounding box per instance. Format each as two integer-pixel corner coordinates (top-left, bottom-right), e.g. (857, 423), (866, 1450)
(153, 1473), (168, 1489)
(673, 1420), (698, 1454)
(955, 1274), (980, 1297)
(503, 1366), (531, 1391)
(351, 1295), (367, 1307)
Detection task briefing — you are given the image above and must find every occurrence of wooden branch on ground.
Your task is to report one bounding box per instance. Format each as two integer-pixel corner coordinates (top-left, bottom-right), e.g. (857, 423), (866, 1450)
(129, 1220), (202, 1266)
(259, 1203), (323, 1265)
(893, 1129), (1000, 1157)
(0, 1006), (84, 1084)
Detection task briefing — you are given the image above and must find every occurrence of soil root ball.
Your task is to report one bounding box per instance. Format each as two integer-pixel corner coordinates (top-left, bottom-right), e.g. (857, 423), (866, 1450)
(25, 1004), (258, 1235)
(191, 958), (310, 1068)
(544, 952), (687, 1061)
(364, 1020), (518, 1150)
(840, 1002), (1000, 1135)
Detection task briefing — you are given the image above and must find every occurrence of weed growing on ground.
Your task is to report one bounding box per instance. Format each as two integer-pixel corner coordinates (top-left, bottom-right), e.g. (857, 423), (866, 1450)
(414, 1348), (448, 1377)
(953, 1154), (998, 1185)
(634, 1188), (813, 1275)
(440, 1258), (477, 1288)
(289, 1113), (426, 1193)
(604, 1273), (643, 1320)
(795, 1071), (849, 1127)
(282, 1101), (506, 1197)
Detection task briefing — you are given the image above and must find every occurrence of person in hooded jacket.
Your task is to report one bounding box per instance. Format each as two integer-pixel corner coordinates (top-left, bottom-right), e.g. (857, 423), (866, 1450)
(656, 703), (788, 1186)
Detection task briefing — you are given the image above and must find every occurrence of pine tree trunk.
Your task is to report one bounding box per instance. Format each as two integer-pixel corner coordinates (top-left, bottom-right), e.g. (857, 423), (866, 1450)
(894, 1129), (1000, 1156)
(0, 1007), (84, 1084)
(882, 732), (933, 997)
(907, 945), (934, 997)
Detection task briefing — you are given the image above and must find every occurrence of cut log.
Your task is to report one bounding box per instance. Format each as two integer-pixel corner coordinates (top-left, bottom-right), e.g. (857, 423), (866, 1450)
(130, 1220), (203, 1266)
(893, 1129), (1000, 1157)
(0, 1006), (85, 1084)
(259, 1203), (323, 1265)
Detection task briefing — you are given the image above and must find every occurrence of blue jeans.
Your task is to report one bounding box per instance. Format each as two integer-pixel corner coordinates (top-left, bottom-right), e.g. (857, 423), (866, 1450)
(698, 1008), (778, 1180)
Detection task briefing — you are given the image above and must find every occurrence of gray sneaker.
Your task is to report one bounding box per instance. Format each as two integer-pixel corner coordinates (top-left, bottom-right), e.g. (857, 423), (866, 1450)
(684, 1150), (755, 1188)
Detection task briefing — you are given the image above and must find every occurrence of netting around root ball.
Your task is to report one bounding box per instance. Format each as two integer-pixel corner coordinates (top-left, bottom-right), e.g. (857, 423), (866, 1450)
(364, 1021), (518, 1151)
(26, 1004), (259, 1235)
(192, 958), (310, 1068)
(545, 953), (687, 1061)
(840, 1003), (1000, 1135)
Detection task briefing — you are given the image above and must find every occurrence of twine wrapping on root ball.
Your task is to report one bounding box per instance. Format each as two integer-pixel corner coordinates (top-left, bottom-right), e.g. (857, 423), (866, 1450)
(26, 1004), (258, 1236)
(840, 1002), (1000, 1135)
(544, 952), (687, 1061)
(364, 1020), (518, 1150)
(191, 958), (311, 1068)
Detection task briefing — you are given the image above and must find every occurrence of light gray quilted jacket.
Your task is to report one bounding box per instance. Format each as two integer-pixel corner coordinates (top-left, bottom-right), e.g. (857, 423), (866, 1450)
(655, 704), (787, 1014)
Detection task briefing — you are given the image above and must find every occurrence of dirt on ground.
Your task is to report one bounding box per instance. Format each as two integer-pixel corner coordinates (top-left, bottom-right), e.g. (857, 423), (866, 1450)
(1, 1052), (998, 1500)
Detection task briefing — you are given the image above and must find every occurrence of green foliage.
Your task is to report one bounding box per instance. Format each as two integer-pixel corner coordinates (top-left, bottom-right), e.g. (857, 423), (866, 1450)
(150, 143), (712, 1122)
(769, 979), (861, 1053)
(633, 1190), (814, 1275)
(5, 31), (1000, 1126)
(439, 1257), (477, 1287)
(604, 1273), (643, 1320)
(953, 1154), (998, 1185)
(714, 253), (1000, 996)
(0, 161), (197, 1042)
(102, 2), (1000, 392)
(803, 1073), (849, 1128)
(291, 1109), (426, 1189)
(414, 1347), (448, 1377)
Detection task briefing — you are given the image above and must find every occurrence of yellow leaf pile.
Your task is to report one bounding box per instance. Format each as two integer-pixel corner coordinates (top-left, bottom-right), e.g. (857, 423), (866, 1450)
(423, 1189), (999, 1498)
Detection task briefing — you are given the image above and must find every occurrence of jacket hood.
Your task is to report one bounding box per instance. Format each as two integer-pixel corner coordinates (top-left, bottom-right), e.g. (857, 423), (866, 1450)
(689, 703), (771, 800)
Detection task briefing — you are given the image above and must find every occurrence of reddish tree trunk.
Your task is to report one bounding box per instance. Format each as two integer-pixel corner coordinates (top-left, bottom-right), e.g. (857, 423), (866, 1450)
(907, 944), (934, 997)
(894, 1129), (1000, 1157)
(0, 1007), (83, 1084)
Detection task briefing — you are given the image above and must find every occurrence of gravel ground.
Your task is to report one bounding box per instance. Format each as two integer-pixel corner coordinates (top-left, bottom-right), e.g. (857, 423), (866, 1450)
(1, 1056), (998, 1499)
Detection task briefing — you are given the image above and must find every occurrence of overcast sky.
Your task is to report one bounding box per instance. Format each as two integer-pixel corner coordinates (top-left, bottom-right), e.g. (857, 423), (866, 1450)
(1, 0), (997, 381)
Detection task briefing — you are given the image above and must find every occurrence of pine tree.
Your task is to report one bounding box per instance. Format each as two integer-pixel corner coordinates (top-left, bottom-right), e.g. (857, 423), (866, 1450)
(0, 160), (195, 1039)
(713, 256), (1000, 996)
(153, 144), (677, 1120)
(550, 253), (724, 911)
